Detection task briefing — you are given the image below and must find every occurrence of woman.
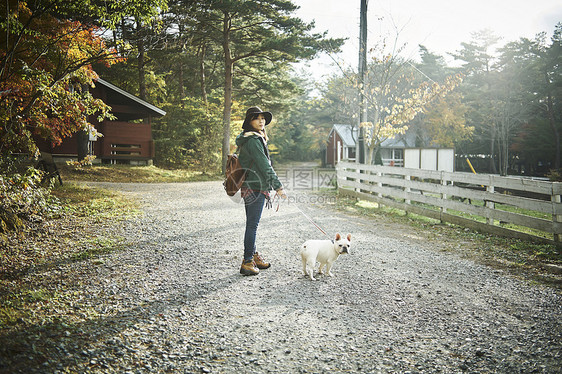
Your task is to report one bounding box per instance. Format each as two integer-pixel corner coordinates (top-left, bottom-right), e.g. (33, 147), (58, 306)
(236, 106), (287, 276)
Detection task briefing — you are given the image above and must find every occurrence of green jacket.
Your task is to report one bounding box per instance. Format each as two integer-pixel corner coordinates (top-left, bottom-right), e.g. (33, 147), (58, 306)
(235, 132), (283, 192)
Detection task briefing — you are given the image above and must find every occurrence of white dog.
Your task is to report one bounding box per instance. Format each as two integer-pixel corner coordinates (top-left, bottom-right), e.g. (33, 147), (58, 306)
(300, 233), (351, 280)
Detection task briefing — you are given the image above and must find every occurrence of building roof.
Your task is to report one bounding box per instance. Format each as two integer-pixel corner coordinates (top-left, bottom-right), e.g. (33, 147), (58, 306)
(329, 123), (416, 148)
(379, 130), (416, 148)
(330, 124), (358, 147)
(95, 78), (166, 117)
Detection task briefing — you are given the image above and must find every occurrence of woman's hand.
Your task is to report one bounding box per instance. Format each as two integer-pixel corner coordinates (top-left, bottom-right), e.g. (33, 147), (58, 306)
(276, 188), (287, 199)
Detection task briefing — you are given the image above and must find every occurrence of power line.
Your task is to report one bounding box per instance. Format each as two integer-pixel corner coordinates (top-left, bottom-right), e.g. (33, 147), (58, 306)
(406, 60), (437, 84)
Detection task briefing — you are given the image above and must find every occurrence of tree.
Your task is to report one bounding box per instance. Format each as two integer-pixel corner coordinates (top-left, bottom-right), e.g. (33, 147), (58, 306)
(103, 0), (168, 101)
(152, 96), (222, 171)
(519, 25), (562, 171)
(511, 120), (556, 175)
(471, 24), (562, 175)
(408, 46), (473, 149)
(161, 1), (224, 105)
(490, 49), (530, 176)
(0, 2), (113, 157)
(183, 0), (343, 172)
(0, 0), (166, 158)
(422, 92), (472, 147)
(360, 39), (462, 164)
(452, 29), (503, 173)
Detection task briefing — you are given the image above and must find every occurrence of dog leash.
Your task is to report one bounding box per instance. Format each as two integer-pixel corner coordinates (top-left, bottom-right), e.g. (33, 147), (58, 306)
(273, 191), (331, 239)
(294, 204), (331, 239)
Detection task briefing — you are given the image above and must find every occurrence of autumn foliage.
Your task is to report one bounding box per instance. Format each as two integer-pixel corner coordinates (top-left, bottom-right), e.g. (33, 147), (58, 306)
(0, 1), (121, 157)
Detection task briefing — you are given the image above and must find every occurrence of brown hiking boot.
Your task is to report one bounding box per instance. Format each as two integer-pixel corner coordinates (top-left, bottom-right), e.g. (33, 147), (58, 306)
(253, 252), (271, 269)
(240, 260), (259, 276)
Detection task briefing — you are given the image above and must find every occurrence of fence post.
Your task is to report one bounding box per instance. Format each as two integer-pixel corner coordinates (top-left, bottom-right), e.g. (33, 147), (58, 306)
(355, 164), (361, 194)
(405, 174), (411, 205)
(486, 182), (495, 226)
(440, 172), (447, 221)
(377, 169), (383, 198)
(553, 191), (561, 244)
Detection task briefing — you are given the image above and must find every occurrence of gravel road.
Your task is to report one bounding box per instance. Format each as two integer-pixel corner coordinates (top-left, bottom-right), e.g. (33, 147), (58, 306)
(5, 180), (562, 373)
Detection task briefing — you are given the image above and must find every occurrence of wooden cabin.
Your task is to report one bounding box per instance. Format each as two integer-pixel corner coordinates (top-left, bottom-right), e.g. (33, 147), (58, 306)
(44, 78), (166, 165)
(326, 124), (358, 167)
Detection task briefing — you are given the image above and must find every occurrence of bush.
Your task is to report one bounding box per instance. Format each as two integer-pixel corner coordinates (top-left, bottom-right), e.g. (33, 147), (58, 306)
(547, 169), (562, 182)
(0, 162), (57, 239)
(151, 97), (222, 173)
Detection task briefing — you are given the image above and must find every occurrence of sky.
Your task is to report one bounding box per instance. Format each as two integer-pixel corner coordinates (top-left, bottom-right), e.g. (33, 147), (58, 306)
(291, 0), (562, 81)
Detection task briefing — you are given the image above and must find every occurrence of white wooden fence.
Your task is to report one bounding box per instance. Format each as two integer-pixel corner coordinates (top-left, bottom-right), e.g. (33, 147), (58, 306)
(336, 161), (562, 246)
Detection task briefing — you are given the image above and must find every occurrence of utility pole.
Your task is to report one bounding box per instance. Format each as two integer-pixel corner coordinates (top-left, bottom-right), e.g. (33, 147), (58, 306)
(357, 0), (368, 164)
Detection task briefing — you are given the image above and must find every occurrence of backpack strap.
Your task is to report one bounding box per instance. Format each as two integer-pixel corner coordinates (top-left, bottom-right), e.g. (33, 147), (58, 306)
(257, 136), (270, 160)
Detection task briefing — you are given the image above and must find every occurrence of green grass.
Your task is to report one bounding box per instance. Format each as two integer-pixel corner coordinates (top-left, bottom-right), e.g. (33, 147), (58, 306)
(336, 192), (561, 268)
(69, 236), (126, 262)
(58, 163), (220, 183)
(510, 242), (561, 263)
(0, 163), (221, 349)
(50, 183), (141, 218)
(0, 286), (98, 327)
(0, 182), (138, 327)
(442, 199), (553, 239)
(363, 192), (556, 241)
(495, 202), (550, 220)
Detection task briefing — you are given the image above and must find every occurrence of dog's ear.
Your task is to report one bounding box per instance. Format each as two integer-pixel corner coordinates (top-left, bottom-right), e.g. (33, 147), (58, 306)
(346, 233), (351, 242)
(335, 233), (341, 241)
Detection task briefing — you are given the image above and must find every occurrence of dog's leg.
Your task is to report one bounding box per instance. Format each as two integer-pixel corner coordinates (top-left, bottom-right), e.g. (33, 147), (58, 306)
(307, 260), (316, 280)
(317, 262), (324, 275)
(326, 261), (334, 277)
(301, 257), (308, 277)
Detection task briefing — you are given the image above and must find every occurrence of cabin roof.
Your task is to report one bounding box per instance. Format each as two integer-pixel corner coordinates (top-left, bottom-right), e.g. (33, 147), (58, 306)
(95, 78), (166, 117)
(329, 123), (417, 148)
(330, 124), (358, 147)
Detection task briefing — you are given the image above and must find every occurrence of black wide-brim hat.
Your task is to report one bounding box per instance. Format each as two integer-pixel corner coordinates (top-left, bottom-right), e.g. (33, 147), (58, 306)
(242, 106), (272, 130)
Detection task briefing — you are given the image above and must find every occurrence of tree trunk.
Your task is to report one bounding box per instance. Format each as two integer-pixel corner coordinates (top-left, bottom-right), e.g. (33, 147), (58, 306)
(136, 21), (147, 101)
(76, 130), (89, 161)
(366, 144), (374, 165)
(221, 13), (233, 173)
(178, 59), (185, 99)
(499, 119), (507, 176)
(177, 23), (185, 101)
(546, 90), (561, 170)
(200, 44), (208, 106)
(489, 126), (498, 174)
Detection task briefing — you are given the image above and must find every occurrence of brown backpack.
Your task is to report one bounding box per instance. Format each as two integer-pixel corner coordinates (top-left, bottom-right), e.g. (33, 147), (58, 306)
(223, 153), (247, 196)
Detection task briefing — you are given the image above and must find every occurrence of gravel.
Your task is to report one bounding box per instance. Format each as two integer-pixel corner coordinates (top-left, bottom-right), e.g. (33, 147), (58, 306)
(2, 180), (561, 373)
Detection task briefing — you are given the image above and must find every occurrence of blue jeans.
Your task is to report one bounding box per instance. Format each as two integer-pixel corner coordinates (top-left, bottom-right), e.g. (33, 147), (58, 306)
(243, 191), (266, 261)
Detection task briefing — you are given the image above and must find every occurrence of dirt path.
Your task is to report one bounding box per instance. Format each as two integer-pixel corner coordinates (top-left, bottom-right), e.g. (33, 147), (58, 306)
(2, 180), (561, 373)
